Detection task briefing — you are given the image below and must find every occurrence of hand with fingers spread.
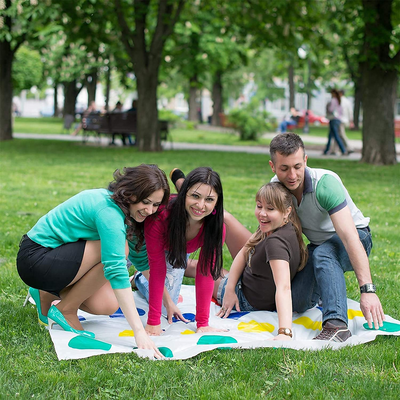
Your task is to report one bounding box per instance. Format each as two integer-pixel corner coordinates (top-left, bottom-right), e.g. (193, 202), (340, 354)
(145, 323), (162, 336)
(197, 325), (228, 333)
(134, 329), (164, 359)
(166, 301), (189, 324)
(360, 293), (385, 329)
(216, 288), (240, 319)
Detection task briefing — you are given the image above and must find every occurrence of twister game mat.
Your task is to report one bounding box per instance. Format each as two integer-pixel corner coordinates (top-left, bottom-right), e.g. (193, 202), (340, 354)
(33, 285), (400, 360)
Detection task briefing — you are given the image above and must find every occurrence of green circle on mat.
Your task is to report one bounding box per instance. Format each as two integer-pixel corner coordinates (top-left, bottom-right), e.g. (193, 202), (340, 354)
(197, 335), (238, 345)
(158, 347), (173, 358)
(68, 336), (112, 351)
(363, 321), (400, 332)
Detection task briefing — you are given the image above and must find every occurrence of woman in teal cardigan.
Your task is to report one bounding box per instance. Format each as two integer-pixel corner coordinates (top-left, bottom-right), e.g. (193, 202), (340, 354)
(17, 164), (169, 358)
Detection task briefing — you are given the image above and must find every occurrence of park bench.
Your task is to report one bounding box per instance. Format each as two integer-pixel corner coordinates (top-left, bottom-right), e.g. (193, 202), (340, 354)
(82, 112), (170, 145)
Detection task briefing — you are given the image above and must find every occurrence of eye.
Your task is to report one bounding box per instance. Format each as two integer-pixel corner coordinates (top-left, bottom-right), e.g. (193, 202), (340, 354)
(206, 197), (215, 202)
(191, 193), (200, 199)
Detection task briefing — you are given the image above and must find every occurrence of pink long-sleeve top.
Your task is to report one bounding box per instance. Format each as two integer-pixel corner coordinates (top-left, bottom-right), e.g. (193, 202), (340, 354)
(144, 205), (225, 327)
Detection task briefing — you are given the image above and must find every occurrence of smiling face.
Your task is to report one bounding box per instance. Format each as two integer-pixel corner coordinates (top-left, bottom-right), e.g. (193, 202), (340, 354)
(185, 183), (218, 222)
(255, 199), (291, 234)
(269, 148), (307, 195)
(129, 189), (165, 223)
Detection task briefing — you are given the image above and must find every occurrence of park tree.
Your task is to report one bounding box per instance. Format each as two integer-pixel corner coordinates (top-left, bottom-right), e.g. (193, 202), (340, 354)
(0, 0), (56, 141)
(360, 0), (399, 165)
(114, 0), (186, 151)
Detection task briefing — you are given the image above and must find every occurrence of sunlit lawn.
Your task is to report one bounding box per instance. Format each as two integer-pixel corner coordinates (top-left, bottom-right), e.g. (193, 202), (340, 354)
(1, 138), (399, 399)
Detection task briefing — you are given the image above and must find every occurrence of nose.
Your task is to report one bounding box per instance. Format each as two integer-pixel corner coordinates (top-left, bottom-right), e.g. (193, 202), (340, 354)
(145, 204), (155, 215)
(287, 168), (297, 179)
(196, 198), (205, 209)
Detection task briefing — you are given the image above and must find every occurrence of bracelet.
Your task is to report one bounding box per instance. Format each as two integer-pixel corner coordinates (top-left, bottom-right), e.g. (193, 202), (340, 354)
(278, 328), (293, 337)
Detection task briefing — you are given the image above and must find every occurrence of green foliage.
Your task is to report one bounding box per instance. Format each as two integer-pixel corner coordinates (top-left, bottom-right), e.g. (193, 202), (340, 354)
(1, 138), (400, 399)
(12, 46), (43, 94)
(227, 100), (274, 141)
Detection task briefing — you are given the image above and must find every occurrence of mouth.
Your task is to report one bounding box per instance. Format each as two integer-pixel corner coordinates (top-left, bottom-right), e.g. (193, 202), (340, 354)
(190, 207), (205, 217)
(138, 211), (148, 219)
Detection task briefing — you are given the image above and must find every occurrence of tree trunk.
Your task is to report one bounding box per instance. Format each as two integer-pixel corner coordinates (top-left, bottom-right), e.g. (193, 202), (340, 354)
(306, 59), (312, 110)
(361, 66), (397, 165)
(353, 79), (362, 130)
(104, 65), (111, 112)
(288, 64), (295, 109)
(53, 82), (59, 117)
(211, 72), (223, 126)
(0, 40), (14, 141)
(136, 69), (161, 151)
(188, 76), (198, 122)
(62, 80), (79, 117)
(86, 69), (98, 106)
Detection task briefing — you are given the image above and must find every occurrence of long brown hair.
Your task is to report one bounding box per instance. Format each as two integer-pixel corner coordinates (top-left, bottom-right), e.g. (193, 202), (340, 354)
(108, 164), (170, 250)
(244, 182), (307, 271)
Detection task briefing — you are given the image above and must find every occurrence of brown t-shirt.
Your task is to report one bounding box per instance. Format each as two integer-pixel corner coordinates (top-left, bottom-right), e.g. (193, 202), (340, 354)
(241, 222), (301, 311)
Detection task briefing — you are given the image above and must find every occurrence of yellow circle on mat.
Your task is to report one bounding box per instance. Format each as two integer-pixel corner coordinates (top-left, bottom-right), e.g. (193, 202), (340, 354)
(181, 329), (195, 335)
(119, 330), (134, 337)
(237, 320), (274, 333)
(293, 316), (322, 331)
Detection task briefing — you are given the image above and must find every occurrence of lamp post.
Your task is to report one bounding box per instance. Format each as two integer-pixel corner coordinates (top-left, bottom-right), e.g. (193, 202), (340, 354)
(298, 46), (311, 134)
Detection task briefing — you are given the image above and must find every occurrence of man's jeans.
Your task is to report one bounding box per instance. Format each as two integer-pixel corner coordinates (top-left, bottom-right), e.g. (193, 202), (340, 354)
(134, 252), (187, 317)
(291, 227), (372, 325)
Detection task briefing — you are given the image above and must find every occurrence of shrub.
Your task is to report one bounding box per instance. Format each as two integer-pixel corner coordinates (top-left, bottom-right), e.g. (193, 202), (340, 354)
(227, 101), (274, 141)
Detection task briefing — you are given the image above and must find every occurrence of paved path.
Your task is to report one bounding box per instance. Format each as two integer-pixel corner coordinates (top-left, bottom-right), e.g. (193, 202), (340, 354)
(13, 132), (400, 161)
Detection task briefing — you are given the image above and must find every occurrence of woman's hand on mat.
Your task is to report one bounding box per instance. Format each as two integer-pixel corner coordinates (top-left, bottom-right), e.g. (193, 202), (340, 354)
(166, 302), (189, 324)
(145, 323), (162, 336)
(196, 325), (228, 333)
(135, 329), (163, 359)
(217, 291), (240, 318)
(270, 334), (292, 341)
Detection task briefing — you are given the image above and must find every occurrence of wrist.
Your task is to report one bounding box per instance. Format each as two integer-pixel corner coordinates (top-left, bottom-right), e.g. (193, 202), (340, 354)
(360, 283), (376, 294)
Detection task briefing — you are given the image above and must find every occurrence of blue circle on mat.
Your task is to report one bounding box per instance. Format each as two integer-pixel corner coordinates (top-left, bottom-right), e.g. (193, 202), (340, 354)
(172, 313), (196, 323)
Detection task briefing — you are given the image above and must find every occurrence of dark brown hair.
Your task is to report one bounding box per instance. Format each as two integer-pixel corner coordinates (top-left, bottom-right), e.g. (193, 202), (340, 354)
(108, 164), (170, 250)
(269, 132), (305, 164)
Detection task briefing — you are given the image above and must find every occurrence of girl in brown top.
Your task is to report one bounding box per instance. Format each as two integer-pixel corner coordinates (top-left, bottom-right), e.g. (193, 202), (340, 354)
(213, 182), (307, 340)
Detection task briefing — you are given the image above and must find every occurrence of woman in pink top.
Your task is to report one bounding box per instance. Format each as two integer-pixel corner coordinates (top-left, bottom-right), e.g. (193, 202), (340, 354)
(144, 167), (227, 335)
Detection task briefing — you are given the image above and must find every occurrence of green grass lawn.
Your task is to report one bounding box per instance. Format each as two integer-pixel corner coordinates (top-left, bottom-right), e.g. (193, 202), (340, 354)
(1, 139), (400, 398)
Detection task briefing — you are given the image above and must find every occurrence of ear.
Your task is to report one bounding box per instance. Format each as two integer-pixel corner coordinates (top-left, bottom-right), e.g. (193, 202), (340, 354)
(269, 159), (276, 174)
(284, 206), (292, 220)
(304, 154), (308, 167)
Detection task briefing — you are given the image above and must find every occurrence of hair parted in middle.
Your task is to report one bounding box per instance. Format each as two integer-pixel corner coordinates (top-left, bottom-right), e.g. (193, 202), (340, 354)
(167, 166), (224, 280)
(244, 181), (308, 271)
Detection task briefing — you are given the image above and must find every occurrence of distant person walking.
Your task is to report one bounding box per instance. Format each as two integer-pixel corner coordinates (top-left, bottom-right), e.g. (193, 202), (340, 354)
(323, 89), (347, 156)
(330, 90), (354, 155)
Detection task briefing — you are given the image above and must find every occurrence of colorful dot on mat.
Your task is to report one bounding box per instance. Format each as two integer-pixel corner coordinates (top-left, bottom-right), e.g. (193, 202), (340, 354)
(225, 311), (250, 320)
(363, 321), (400, 332)
(158, 347), (173, 358)
(109, 307), (145, 318)
(78, 315), (86, 322)
(172, 313), (196, 323)
(68, 336), (112, 351)
(181, 329), (195, 335)
(237, 320), (274, 333)
(178, 295), (183, 304)
(293, 316), (322, 331)
(197, 335), (238, 345)
(119, 330), (134, 337)
(348, 309), (363, 319)
(211, 298), (219, 305)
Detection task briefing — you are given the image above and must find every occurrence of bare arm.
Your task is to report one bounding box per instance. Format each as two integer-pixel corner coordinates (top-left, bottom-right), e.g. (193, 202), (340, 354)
(217, 247), (247, 318)
(331, 206), (384, 328)
(270, 259), (293, 340)
(113, 288), (163, 358)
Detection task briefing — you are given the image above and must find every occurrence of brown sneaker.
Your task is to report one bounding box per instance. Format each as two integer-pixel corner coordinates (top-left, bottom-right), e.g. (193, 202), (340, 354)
(313, 321), (352, 342)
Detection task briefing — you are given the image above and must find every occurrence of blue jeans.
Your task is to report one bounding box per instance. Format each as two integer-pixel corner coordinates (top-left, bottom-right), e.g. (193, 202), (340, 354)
(279, 119), (297, 133)
(324, 118), (346, 154)
(216, 276), (258, 312)
(291, 227), (372, 325)
(134, 253), (186, 316)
